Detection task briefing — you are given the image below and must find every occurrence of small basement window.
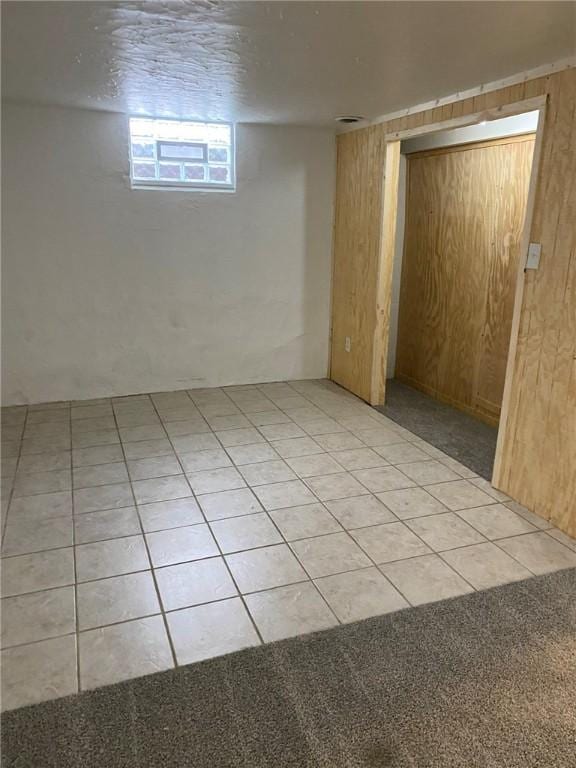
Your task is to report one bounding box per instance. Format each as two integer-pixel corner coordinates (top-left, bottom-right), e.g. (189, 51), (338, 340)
(129, 118), (235, 191)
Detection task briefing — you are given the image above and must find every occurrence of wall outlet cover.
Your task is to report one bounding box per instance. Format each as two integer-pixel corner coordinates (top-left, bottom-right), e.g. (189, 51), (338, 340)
(526, 242), (541, 270)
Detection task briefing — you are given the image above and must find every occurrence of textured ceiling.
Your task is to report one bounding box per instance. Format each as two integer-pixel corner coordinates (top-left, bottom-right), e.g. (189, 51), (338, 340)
(2, 1), (575, 125)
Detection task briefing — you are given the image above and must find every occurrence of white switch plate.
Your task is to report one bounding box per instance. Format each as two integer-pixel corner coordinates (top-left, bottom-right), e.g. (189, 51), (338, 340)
(526, 242), (541, 270)
(345, 337), (351, 352)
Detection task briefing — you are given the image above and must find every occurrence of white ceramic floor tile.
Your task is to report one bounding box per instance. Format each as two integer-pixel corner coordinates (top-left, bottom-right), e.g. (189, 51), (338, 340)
(329, 448), (387, 471)
(146, 524), (219, 568)
(13, 469), (72, 497)
(325, 495), (397, 529)
(441, 542), (533, 589)
(406, 512), (487, 551)
(74, 506), (141, 544)
(259, 423), (307, 441)
(316, 567), (408, 622)
(225, 544), (308, 593)
(497, 532), (576, 575)
(1, 635), (78, 711)
(132, 475), (192, 505)
(457, 504), (538, 539)
(504, 501), (553, 530)
(76, 535), (150, 581)
(187, 467), (245, 495)
(373, 443), (432, 465)
(291, 532), (371, 578)
(1, 586), (76, 648)
(225, 443), (279, 465)
(271, 437), (325, 458)
(79, 615), (173, 690)
(375, 487), (448, 520)
(305, 473), (368, 502)
(215, 427), (264, 447)
(1, 548), (75, 596)
(211, 513), (283, 553)
(253, 480), (317, 510)
(178, 448), (232, 473)
(73, 444), (125, 467)
(198, 488), (263, 521)
(171, 433), (220, 454)
(424, 480), (497, 511)
(352, 467), (415, 494)
(285, 454), (345, 478)
(350, 522), (431, 564)
(398, 460), (460, 485)
(77, 571), (160, 630)
(239, 460), (297, 486)
(138, 497), (204, 532)
(381, 554), (473, 605)
(9, 490), (72, 522)
(127, 456), (182, 481)
(155, 557), (237, 611)
(73, 462), (129, 489)
(312, 433), (364, 452)
(167, 598), (260, 664)
(246, 582), (337, 641)
(2, 516), (73, 556)
(547, 529), (576, 552)
(271, 503), (342, 540)
(74, 483), (133, 514)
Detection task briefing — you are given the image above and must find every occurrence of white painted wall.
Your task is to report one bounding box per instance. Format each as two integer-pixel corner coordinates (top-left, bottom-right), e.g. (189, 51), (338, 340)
(1, 103), (335, 405)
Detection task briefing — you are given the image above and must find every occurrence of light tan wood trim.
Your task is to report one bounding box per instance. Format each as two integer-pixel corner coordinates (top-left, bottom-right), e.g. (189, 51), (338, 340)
(370, 140), (401, 405)
(337, 59), (572, 134)
(492, 101), (548, 487)
(384, 96), (546, 142)
(405, 132), (536, 160)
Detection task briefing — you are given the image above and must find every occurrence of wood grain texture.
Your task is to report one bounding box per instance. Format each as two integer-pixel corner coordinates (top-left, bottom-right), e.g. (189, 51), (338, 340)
(330, 126), (386, 400)
(395, 136), (535, 426)
(370, 141), (400, 405)
(330, 68), (576, 536)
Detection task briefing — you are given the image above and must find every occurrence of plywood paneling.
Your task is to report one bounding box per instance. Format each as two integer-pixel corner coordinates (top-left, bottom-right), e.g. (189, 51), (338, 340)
(395, 136), (535, 425)
(330, 127), (386, 400)
(330, 68), (576, 537)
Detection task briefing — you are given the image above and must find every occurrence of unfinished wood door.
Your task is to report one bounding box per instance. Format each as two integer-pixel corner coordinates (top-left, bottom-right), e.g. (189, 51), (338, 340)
(395, 134), (535, 425)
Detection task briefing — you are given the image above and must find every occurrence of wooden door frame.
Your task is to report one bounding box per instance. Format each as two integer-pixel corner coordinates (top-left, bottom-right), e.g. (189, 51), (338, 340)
(370, 94), (547, 489)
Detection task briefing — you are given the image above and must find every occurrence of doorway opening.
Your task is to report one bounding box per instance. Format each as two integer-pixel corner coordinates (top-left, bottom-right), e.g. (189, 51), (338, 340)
(379, 110), (540, 480)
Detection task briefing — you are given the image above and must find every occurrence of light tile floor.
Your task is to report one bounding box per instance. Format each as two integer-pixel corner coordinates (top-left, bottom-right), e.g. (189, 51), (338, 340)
(2, 378), (576, 711)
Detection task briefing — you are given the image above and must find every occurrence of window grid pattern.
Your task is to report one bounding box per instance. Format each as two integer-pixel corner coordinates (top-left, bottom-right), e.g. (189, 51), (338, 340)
(129, 118), (235, 190)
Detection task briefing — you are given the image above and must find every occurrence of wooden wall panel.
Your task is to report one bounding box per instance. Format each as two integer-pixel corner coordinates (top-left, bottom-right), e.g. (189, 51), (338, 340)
(330, 127), (386, 400)
(330, 68), (576, 537)
(395, 136), (534, 425)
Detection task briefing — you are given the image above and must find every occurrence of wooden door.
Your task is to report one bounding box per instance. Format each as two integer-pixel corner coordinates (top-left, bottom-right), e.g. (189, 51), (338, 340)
(395, 134), (535, 425)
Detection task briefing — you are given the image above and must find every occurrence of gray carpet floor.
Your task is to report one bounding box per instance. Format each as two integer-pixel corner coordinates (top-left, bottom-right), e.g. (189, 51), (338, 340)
(377, 379), (498, 479)
(2, 568), (575, 767)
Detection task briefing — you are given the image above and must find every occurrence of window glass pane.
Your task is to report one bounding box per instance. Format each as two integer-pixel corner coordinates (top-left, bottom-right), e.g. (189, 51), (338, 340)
(158, 142), (206, 161)
(159, 163), (181, 180)
(184, 165), (206, 181)
(129, 118), (233, 189)
(133, 162), (156, 179)
(132, 141), (155, 159)
(208, 147), (228, 163)
(209, 166), (229, 183)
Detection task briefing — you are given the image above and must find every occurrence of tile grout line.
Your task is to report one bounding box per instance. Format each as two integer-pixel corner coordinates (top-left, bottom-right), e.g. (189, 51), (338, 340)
(67, 403), (83, 697)
(111, 394), (181, 673)
(146, 390), (268, 651)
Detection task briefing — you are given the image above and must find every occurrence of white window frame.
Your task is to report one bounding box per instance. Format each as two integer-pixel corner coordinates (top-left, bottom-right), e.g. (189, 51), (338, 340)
(128, 118), (236, 192)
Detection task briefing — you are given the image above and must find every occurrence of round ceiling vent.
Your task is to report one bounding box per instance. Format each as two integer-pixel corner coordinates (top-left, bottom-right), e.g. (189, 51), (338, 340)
(334, 115), (365, 124)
